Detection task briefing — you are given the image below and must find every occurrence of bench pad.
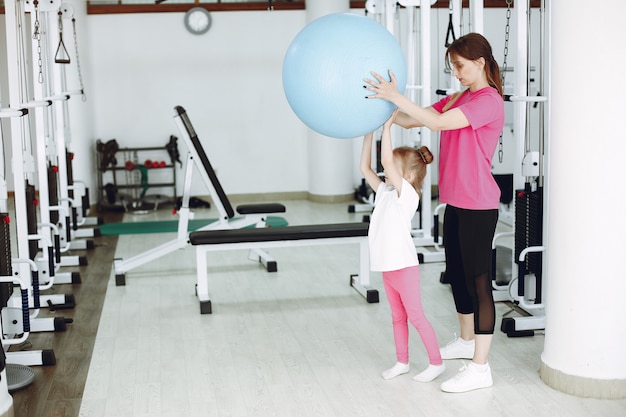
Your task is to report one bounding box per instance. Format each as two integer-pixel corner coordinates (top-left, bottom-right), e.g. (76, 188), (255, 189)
(189, 222), (369, 245)
(236, 203), (286, 215)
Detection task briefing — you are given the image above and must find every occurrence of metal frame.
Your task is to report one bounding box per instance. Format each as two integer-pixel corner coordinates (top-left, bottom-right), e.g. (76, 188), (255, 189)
(194, 234), (376, 314)
(499, 0), (548, 336)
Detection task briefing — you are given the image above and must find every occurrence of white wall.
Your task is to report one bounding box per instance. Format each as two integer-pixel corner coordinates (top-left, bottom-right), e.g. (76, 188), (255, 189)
(86, 9), (309, 198)
(1, 5), (537, 201)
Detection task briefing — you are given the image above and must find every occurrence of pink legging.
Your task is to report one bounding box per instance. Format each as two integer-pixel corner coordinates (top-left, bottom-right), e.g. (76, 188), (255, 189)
(383, 266), (442, 365)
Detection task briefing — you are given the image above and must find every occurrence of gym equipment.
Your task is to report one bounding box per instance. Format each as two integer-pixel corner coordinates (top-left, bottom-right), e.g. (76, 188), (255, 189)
(490, 229), (514, 300)
(16, 0), (95, 273)
(112, 106), (288, 285)
(165, 135), (182, 167)
(1, 196), (55, 374)
(282, 12), (406, 139)
(498, 0), (548, 337)
(99, 216), (287, 236)
(66, 150), (100, 248)
(492, 0), (517, 228)
(6, 364), (35, 393)
(96, 140), (178, 213)
(53, 10), (70, 64)
(189, 222), (377, 314)
(0, 209), (35, 405)
(358, 2), (442, 263)
(34, 3), (101, 248)
(2, 0), (73, 372)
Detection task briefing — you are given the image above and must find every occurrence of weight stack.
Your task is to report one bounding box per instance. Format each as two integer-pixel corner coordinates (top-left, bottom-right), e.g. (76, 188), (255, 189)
(514, 185), (543, 303)
(66, 151), (74, 200)
(25, 183), (39, 261)
(48, 163), (60, 224)
(0, 213), (13, 307)
(66, 151), (80, 226)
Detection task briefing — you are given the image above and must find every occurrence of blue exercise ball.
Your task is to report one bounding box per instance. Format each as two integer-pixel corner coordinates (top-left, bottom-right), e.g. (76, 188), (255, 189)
(282, 13), (407, 139)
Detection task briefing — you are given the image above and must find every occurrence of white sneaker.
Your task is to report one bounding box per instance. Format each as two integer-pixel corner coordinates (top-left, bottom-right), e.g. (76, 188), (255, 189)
(412, 363), (446, 383)
(439, 336), (475, 360)
(381, 362), (409, 380)
(440, 362), (493, 393)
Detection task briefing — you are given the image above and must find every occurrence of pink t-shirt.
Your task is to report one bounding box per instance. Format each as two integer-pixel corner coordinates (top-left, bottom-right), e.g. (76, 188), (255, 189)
(432, 87), (504, 210)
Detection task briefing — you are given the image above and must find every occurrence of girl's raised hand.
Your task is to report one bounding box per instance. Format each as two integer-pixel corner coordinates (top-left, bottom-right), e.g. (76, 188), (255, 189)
(384, 109), (399, 130)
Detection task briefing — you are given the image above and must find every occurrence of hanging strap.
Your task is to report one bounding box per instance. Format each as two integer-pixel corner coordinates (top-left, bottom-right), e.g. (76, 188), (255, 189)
(445, 12), (456, 47)
(442, 89), (468, 113)
(54, 39), (70, 64)
(55, 11), (70, 64)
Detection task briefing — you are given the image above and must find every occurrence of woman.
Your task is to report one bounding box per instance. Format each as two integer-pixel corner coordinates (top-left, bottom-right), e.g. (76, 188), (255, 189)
(363, 32), (504, 393)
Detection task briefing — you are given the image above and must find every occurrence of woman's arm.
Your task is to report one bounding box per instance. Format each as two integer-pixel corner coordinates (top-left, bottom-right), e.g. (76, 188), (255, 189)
(395, 108), (439, 129)
(360, 132), (383, 192)
(365, 70), (470, 132)
(394, 110), (422, 129)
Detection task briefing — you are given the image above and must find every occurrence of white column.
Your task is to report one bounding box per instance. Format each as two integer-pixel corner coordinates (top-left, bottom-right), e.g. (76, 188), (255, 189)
(305, 0), (353, 202)
(541, 0), (626, 398)
(470, 0), (483, 35)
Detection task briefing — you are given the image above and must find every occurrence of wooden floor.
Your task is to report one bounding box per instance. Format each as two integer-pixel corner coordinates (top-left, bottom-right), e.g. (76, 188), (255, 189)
(9, 210), (122, 417)
(9, 199), (626, 417)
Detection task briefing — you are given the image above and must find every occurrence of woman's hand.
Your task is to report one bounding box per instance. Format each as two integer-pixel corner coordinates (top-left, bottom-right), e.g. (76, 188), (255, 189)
(364, 70), (401, 103)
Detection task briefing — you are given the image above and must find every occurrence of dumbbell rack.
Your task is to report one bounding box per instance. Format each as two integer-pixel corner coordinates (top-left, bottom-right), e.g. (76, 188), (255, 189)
(96, 140), (177, 213)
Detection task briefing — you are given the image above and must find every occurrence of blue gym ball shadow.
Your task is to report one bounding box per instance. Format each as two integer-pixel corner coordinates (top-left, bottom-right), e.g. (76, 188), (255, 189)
(282, 12), (407, 139)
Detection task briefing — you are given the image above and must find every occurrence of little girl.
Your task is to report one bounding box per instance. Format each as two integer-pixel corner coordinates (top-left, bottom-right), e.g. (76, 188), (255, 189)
(360, 110), (444, 382)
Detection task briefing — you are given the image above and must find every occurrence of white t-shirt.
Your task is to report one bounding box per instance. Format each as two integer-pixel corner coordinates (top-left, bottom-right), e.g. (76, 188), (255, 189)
(368, 179), (420, 272)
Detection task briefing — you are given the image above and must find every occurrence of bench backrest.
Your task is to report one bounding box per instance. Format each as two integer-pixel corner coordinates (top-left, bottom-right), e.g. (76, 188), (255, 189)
(174, 105), (236, 219)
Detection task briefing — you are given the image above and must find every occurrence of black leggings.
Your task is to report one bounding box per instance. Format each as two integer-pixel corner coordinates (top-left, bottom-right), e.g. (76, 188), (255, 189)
(444, 205), (498, 335)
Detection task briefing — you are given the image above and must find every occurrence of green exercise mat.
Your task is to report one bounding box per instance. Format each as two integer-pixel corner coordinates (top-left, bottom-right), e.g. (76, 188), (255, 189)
(99, 216), (288, 236)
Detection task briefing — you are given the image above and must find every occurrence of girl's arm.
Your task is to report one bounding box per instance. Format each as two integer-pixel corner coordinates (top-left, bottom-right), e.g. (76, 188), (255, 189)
(365, 70), (470, 132)
(379, 110), (404, 195)
(360, 132), (383, 192)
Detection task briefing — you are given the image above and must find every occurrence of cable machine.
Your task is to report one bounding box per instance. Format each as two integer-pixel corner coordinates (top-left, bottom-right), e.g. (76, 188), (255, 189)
(9, 0), (80, 304)
(360, 0), (443, 263)
(22, 0), (77, 291)
(0, 107), (36, 406)
(1, 0), (66, 396)
(498, 0), (548, 337)
(50, 3), (91, 243)
(55, 3), (98, 237)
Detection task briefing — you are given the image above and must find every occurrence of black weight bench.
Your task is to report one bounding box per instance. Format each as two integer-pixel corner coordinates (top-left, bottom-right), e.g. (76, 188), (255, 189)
(189, 222), (378, 314)
(113, 106), (287, 285)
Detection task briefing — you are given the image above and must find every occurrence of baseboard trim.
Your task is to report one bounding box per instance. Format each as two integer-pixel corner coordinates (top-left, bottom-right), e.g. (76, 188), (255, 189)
(306, 193), (354, 204)
(186, 191), (353, 205)
(225, 191), (309, 204)
(89, 191), (357, 213)
(540, 362), (626, 399)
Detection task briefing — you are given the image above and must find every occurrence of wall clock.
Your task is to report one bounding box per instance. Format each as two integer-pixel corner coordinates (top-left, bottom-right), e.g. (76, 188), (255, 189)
(184, 7), (212, 35)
